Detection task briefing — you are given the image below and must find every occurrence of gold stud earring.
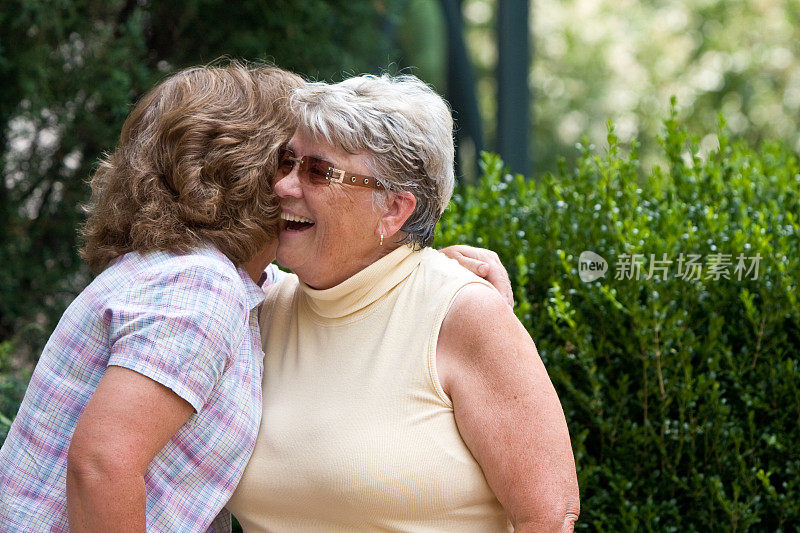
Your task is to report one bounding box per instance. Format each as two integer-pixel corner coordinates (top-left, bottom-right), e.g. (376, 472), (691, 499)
(380, 234), (384, 246)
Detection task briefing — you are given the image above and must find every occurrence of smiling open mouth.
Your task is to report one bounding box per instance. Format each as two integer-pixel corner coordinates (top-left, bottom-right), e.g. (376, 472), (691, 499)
(281, 212), (315, 231)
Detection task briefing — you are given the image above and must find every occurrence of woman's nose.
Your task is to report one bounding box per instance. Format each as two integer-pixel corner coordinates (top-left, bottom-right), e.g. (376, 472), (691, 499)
(274, 166), (303, 199)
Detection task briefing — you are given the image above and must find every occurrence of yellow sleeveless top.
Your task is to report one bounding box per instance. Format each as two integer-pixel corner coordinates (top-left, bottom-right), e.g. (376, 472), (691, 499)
(227, 245), (511, 531)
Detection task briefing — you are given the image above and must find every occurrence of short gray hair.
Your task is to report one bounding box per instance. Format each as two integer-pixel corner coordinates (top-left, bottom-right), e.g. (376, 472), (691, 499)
(289, 74), (455, 248)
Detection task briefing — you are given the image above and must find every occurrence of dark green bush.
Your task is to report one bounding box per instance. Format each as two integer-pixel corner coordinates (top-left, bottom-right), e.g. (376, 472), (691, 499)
(0, 341), (28, 443)
(437, 108), (800, 531)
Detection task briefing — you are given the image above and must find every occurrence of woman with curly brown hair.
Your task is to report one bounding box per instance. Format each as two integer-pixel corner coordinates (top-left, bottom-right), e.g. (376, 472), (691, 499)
(0, 61), (304, 532)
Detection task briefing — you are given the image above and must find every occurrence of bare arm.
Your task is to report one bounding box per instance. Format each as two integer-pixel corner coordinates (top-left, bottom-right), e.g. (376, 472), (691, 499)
(436, 283), (579, 532)
(439, 245), (514, 306)
(67, 366), (194, 532)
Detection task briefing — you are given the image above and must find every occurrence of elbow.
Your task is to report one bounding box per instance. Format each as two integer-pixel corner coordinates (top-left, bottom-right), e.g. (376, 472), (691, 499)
(563, 485), (581, 530)
(66, 440), (135, 491)
(555, 486), (581, 532)
(66, 447), (103, 491)
(562, 508), (580, 532)
(66, 448), (96, 488)
(514, 495), (580, 533)
(66, 437), (147, 530)
(515, 513), (579, 533)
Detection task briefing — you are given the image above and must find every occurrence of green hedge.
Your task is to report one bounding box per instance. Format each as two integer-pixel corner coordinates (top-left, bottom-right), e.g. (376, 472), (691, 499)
(437, 108), (800, 531)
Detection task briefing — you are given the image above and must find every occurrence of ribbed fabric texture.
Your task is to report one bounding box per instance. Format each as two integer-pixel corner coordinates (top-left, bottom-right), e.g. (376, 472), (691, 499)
(227, 245), (511, 532)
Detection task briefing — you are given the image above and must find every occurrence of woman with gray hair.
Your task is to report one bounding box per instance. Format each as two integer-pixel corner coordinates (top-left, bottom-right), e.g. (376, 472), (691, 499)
(227, 74), (580, 531)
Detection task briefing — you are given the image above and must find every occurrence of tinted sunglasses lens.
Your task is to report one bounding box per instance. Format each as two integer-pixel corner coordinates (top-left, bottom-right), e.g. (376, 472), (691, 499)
(305, 156), (333, 185)
(277, 149), (294, 176)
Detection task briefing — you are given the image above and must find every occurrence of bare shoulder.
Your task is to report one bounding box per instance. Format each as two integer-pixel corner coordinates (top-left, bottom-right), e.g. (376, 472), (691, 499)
(436, 282), (536, 395)
(447, 281), (509, 318)
(441, 282), (530, 354)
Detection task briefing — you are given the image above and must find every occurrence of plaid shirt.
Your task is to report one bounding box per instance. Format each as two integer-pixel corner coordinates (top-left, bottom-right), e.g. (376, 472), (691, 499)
(0, 247), (281, 532)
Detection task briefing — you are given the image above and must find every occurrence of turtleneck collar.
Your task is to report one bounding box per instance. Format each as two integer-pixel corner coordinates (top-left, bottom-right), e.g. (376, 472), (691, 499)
(298, 244), (421, 319)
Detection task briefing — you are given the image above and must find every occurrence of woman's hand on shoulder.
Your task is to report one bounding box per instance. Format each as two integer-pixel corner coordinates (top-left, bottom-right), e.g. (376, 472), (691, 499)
(438, 245), (513, 307)
(436, 283), (580, 532)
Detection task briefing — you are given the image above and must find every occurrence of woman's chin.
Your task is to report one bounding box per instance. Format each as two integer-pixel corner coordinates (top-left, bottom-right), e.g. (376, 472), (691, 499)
(275, 231), (311, 270)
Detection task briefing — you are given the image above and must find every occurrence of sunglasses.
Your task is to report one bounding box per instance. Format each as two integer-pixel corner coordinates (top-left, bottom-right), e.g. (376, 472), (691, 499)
(277, 147), (384, 190)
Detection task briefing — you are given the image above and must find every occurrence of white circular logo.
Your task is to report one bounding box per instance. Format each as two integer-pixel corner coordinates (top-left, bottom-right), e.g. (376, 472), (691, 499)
(579, 251), (608, 282)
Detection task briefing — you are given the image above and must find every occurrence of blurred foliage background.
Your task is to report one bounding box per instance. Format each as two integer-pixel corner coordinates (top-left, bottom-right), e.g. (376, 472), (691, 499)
(461, 0), (800, 172)
(2, 0), (799, 529)
(4, 0), (800, 356)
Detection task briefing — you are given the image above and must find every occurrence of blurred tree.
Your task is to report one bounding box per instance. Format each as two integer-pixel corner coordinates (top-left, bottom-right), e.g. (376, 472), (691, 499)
(143, 0), (401, 80)
(530, 0), (800, 171)
(440, 0), (484, 181)
(460, 0), (800, 173)
(397, 0), (447, 91)
(496, 0), (529, 175)
(0, 0), (401, 356)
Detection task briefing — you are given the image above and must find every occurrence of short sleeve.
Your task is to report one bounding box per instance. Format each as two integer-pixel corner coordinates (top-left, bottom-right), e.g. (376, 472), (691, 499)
(106, 261), (248, 412)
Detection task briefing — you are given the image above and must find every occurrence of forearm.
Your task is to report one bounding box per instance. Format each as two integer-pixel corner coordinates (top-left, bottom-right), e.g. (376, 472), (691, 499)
(67, 467), (146, 532)
(510, 442), (580, 532)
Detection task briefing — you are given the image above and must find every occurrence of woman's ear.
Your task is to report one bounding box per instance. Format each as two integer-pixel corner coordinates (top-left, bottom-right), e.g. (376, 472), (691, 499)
(378, 191), (417, 239)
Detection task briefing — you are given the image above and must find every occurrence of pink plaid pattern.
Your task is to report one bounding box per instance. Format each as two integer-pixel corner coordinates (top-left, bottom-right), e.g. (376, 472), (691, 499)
(0, 247), (278, 532)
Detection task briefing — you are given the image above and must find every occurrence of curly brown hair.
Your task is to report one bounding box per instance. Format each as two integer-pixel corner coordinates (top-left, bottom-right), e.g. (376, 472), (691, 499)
(80, 61), (304, 272)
